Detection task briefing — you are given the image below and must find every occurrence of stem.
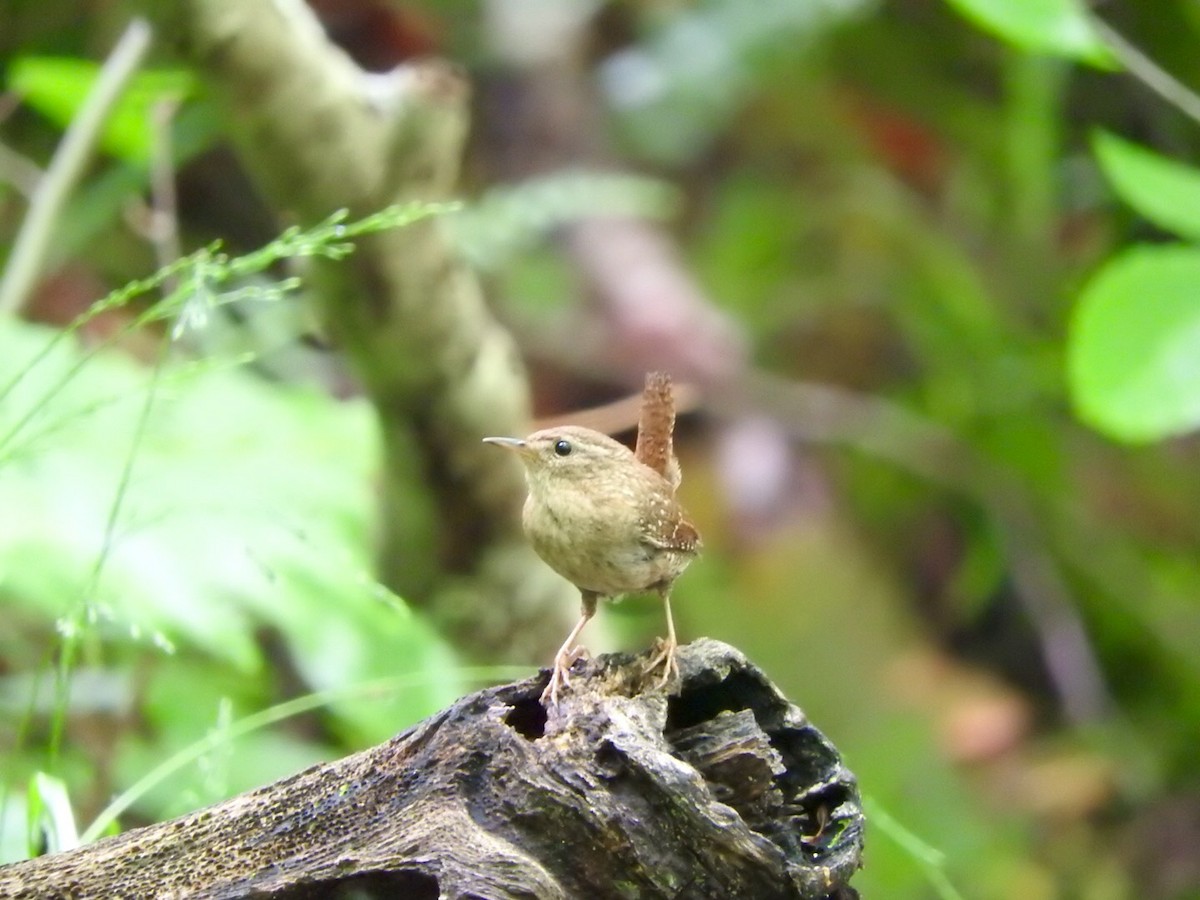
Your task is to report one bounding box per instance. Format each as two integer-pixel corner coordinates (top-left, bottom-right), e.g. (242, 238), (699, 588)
(0, 18), (153, 316)
(1003, 54), (1065, 248)
(1090, 15), (1200, 126)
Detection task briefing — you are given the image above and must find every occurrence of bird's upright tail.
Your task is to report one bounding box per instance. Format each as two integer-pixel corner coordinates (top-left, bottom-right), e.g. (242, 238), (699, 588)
(635, 371), (681, 490)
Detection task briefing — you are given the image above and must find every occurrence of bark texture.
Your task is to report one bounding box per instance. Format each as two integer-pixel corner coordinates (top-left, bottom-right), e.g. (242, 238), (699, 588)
(0, 640), (863, 899)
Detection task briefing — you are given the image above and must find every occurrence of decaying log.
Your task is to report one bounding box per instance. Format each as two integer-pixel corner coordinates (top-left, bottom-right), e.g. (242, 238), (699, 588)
(0, 640), (863, 899)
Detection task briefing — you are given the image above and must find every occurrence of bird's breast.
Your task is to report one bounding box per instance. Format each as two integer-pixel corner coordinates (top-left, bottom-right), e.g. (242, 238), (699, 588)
(522, 484), (694, 597)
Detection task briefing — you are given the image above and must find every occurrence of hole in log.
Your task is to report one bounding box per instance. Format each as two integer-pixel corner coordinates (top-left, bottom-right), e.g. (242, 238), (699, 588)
(789, 783), (855, 854)
(503, 695), (547, 740)
(665, 670), (765, 731)
(594, 738), (627, 777)
(665, 668), (862, 873)
(289, 869), (440, 899)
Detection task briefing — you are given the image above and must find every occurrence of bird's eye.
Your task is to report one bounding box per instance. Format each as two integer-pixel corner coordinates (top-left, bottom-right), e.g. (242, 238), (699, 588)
(554, 439), (572, 457)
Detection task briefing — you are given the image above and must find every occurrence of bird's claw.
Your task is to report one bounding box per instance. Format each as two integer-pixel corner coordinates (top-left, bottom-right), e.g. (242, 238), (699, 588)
(540, 645), (589, 707)
(643, 636), (679, 690)
(540, 665), (569, 708)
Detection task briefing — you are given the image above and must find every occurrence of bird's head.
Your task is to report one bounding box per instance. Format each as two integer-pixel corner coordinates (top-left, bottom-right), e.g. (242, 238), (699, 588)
(483, 426), (636, 494)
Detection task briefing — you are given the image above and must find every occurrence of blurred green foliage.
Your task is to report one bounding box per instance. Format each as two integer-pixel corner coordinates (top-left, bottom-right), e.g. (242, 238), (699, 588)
(942, 0), (1112, 63)
(0, 209), (463, 858)
(1069, 133), (1200, 442)
(1070, 245), (1200, 441)
(8, 57), (198, 165)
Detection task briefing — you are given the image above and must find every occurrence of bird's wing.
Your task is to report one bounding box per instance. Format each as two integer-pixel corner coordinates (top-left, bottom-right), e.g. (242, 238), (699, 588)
(644, 510), (702, 555)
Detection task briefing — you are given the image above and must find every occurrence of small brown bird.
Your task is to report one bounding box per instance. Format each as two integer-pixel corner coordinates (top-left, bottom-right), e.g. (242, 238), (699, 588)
(483, 425), (701, 706)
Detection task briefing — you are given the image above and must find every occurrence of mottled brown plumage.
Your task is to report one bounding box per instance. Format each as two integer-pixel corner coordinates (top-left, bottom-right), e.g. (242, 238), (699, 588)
(483, 424), (701, 706)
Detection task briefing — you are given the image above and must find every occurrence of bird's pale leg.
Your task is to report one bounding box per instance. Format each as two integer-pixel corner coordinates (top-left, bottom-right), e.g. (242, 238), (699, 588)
(644, 589), (679, 689)
(541, 591), (598, 707)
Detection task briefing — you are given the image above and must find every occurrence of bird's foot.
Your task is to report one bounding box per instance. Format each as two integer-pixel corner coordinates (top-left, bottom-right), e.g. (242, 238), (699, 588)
(540, 645), (589, 707)
(643, 636), (679, 690)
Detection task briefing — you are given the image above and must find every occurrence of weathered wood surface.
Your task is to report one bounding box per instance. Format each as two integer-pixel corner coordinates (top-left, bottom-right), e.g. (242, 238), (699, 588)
(0, 640), (863, 899)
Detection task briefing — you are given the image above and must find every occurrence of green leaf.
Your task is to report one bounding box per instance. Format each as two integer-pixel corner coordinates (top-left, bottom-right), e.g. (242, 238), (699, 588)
(1093, 130), (1200, 241)
(8, 56), (197, 165)
(1068, 244), (1200, 442)
(941, 0), (1114, 65)
(26, 773), (79, 856)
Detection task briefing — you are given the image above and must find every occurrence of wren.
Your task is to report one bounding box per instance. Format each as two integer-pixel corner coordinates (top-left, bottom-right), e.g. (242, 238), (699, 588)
(483, 425), (701, 706)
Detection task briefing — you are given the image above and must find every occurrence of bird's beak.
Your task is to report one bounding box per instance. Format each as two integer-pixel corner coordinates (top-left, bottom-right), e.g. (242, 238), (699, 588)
(482, 436), (528, 453)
